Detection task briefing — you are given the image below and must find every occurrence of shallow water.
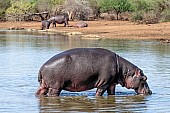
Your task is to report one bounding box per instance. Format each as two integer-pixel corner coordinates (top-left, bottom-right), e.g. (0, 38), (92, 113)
(0, 30), (170, 113)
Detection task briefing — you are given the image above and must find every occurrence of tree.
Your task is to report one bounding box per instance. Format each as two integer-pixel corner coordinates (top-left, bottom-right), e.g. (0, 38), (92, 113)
(130, 0), (152, 21)
(5, 0), (65, 21)
(152, 0), (170, 22)
(6, 0), (36, 15)
(99, 0), (133, 20)
(36, 0), (64, 16)
(130, 0), (170, 22)
(5, 0), (37, 21)
(88, 0), (101, 19)
(0, 0), (10, 21)
(62, 0), (93, 20)
(0, 0), (10, 15)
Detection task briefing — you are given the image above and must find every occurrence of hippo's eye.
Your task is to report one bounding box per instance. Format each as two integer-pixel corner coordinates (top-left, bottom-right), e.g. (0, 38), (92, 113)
(133, 76), (140, 81)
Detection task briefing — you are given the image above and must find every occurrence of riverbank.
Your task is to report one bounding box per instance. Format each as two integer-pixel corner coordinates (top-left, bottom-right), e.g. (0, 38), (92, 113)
(0, 20), (170, 40)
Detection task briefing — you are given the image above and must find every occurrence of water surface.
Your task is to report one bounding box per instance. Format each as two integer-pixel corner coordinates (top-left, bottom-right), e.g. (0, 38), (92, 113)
(0, 30), (170, 113)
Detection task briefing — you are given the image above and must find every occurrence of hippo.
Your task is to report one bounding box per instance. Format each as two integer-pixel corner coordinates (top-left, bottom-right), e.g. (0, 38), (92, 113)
(41, 20), (51, 30)
(48, 13), (69, 27)
(36, 48), (152, 97)
(74, 21), (88, 28)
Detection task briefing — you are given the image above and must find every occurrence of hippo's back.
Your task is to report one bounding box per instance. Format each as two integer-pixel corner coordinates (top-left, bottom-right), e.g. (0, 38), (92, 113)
(48, 48), (114, 60)
(59, 48), (115, 60)
(39, 48), (117, 82)
(64, 48), (114, 55)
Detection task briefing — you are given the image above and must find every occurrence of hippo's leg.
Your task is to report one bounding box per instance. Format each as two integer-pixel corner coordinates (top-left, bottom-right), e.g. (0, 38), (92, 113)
(41, 24), (45, 30)
(52, 21), (56, 27)
(36, 86), (48, 96)
(64, 22), (67, 27)
(66, 21), (69, 27)
(48, 88), (61, 96)
(64, 21), (69, 27)
(47, 83), (62, 96)
(107, 84), (116, 95)
(96, 88), (106, 96)
(36, 79), (48, 96)
(54, 23), (56, 27)
(95, 82), (110, 96)
(46, 22), (50, 29)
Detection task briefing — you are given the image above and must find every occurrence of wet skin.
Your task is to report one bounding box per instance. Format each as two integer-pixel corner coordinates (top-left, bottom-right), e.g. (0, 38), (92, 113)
(36, 48), (152, 97)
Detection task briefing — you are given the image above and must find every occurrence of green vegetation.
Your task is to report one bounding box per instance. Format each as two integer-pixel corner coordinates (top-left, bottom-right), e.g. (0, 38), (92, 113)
(130, 0), (170, 23)
(0, 0), (11, 21)
(0, 0), (169, 22)
(6, 0), (36, 14)
(35, 0), (64, 13)
(99, 0), (133, 20)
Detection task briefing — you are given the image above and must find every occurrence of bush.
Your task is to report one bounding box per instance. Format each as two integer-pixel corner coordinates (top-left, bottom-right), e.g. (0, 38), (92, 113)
(156, 0), (170, 22)
(5, 0), (37, 21)
(0, 0), (10, 21)
(6, 0), (36, 15)
(161, 9), (170, 22)
(1, 0), (169, 22)
(130, 0), (153, 22)
(99, 0), (133, 20)
(131, 12), (143, 21)
(35, 0), (64, 16)
(62, 0), (95, 21)
(131, 0), (170, 23)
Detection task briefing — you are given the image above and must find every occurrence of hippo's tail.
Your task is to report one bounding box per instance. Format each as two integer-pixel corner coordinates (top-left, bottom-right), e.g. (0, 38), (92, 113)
(38, 70), (42, 83)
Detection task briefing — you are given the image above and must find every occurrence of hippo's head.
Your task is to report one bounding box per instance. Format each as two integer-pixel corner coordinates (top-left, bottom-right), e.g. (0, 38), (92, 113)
(124, 69), (152, 95)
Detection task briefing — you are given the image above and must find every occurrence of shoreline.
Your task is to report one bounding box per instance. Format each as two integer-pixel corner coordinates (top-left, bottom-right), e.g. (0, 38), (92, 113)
(0, 20), (170, 40)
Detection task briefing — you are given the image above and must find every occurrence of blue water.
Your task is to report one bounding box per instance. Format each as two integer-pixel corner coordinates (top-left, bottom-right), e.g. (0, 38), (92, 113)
(0, 30), (170, 113)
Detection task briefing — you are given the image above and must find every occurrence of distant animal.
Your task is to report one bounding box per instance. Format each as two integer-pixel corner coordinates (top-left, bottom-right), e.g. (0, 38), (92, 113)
(48, 13), (69, 27)
(74, 21), (88, 28)
(36, 48), (152, 97)
(41, 20), (51, 30)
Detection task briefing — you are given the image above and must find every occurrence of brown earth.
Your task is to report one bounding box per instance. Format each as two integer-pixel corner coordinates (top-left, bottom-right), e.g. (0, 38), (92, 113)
(0, 20), (170, 40)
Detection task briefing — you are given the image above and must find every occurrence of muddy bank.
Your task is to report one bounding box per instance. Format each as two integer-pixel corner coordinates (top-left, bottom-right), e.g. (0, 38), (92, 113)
(0, 21), (170, 40)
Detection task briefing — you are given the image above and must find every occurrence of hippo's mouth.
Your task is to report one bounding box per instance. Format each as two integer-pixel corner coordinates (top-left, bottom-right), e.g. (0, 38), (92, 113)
(134, 87), (145, 95)
(134, 87), (152, 95)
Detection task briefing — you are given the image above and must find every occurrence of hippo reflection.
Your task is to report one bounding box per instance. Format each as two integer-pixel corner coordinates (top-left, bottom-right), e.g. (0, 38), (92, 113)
(38, 96), (147, 112)
(36, 48), (152, 96)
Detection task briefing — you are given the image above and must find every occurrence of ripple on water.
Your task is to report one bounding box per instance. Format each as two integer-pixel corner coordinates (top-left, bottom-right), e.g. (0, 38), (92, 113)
(0, 30), (170, 113)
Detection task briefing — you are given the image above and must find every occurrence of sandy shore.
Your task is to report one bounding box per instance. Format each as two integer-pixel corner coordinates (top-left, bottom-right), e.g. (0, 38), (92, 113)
(0, 20), (170, 40)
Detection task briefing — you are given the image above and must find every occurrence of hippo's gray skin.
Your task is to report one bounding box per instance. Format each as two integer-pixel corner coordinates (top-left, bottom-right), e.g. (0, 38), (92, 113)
(74, 21), (88, 28)
(41, 20), (51, 30)
(48, 13), (69, 27)
(36, 48), (152, 96)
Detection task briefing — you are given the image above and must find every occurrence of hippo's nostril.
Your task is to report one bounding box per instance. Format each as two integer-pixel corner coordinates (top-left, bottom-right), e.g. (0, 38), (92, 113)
(143, 89), (152, 95)
(148, 90), (152, 94)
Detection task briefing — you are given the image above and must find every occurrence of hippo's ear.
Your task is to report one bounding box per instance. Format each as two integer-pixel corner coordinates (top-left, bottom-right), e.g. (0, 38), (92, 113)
(141, 76), (147, 81)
